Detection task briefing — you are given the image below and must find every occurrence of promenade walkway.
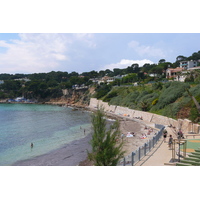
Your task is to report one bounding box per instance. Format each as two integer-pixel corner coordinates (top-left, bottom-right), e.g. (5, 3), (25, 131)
(135, 126), (177, 166)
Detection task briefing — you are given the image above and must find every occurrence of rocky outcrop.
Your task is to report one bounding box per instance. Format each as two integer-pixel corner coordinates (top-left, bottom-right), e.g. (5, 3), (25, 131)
(46, 87), (94, 108)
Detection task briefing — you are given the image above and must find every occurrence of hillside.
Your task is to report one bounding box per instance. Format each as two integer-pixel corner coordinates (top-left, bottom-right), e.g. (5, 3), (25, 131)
(92, 81), (200, 123)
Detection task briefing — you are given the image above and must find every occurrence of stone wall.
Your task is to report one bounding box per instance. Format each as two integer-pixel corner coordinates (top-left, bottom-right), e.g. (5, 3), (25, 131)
(133, 110), (153, 122)
(89, 98), (200, 134)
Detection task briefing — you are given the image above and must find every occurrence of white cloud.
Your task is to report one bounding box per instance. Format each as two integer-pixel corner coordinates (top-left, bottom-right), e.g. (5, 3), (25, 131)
(73, 33), (96, 48)
(100, 59), (154, 71)
(128, 40), (166, 58)
(0, 33), (96, 74)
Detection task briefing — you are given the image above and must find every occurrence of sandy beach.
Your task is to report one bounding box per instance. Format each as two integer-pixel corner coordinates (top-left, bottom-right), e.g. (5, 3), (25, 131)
(119, 119), (157, 157)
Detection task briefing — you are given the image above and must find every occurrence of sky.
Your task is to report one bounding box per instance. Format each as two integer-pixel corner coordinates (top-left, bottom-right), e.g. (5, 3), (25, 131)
(0, 33), (200, 74)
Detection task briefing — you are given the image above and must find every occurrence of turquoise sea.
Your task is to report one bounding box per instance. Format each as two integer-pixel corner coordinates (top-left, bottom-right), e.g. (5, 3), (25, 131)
(0, 103), (92, 166)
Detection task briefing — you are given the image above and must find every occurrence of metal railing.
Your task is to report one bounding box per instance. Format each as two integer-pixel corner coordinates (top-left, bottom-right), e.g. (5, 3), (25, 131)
(118, 125), (165, 166)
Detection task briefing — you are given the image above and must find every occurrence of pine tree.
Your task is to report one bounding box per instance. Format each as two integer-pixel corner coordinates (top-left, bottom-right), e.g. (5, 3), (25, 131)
(88, 108), (125, 166)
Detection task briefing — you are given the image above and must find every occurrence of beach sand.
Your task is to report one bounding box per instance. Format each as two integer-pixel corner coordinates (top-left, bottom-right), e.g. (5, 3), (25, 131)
(119, 119), (156, 156)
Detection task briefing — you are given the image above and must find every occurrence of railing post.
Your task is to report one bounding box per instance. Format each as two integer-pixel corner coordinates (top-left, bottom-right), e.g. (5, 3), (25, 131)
(139, 147), (141, 161)
(144, 143), (147, 156)
(132, 152), (135, 166)
(149, 140), (151, 151)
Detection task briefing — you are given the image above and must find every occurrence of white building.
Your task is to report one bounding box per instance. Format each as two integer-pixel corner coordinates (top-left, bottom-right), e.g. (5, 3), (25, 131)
(179, 60), (198, 70)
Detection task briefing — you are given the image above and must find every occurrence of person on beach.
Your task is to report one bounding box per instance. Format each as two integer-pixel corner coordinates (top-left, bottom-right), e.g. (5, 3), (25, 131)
(131, 132), (135, 136)
(168, 135), (173, 149)
(31, 143), (33, 148)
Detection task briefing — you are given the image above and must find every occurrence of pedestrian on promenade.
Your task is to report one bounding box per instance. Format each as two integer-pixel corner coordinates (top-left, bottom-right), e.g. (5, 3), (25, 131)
(163, 131), (167, 142)
(177, 129), (184, 139)
(168, 135), (173, 149)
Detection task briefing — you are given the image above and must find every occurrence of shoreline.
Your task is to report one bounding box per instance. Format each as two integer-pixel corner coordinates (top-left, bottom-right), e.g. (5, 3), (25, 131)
(4, 101), (158, 166)
(12, 133), (92, 166)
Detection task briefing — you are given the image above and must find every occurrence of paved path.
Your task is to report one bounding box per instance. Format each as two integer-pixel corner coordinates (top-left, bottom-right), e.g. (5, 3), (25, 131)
(135, 126), (177, 166)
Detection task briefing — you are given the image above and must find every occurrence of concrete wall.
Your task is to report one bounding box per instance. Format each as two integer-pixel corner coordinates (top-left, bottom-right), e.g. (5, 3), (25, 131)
(89, 98), (99, 108)
(89, 98), (200, 134)
(115, 106), (131, 116)
(132, 110), (153, 122)
(151, 114), (169, 126)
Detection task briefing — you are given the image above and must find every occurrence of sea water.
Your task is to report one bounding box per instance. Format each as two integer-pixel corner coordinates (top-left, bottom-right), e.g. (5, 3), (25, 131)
(0, 103), (92, 166)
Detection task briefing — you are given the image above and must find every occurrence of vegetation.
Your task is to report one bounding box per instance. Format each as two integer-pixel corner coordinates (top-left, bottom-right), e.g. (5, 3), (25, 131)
(88, 108), (125, 166)
(1, 50), (200, 122)
(97, 81), (200, 122)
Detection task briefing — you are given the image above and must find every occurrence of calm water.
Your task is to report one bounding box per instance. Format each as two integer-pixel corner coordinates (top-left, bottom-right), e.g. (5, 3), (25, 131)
(0, 103), (92, 165)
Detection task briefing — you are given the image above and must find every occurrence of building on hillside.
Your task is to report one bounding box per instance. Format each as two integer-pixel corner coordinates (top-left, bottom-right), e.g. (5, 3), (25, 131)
(14, 77), (30, 82)
(101, 76), (115, 83)
(89, 76), (115, 85)
(187, 66), (200, 71)
(166, 67), (183, 79)
(166, 60), (200, 82)
(179, 60), (198, 70)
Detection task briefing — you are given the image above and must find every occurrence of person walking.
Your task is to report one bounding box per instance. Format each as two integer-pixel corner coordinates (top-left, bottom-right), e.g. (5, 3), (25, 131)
(168, 135), (173, 149)
(163, 131), (167, 142)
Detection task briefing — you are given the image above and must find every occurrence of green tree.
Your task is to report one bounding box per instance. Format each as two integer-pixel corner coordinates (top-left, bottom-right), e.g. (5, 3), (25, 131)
(158, 59), (166, 64)
(88, 108), (125, 166)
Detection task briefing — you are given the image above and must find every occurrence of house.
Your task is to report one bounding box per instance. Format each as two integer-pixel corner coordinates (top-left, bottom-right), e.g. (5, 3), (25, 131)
(101, 76), (115, 83)
(14, 77), (30, 82)
(166, 60), (200, 81)
(179, 60), (198, 70)
(0, 80), (4, 84)
(166, 67), (183, 79)
(89, 76), (115, 85)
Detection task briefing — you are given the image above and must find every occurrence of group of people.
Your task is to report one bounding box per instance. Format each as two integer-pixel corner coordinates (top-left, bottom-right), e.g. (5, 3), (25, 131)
(163, 131), (173, 148)
(144, 126), (154, 135)
(163, 128), (184, 149)
(135, 116), (143, 120)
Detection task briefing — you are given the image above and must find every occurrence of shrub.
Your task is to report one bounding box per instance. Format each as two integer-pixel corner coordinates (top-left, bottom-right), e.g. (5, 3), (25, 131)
(103, 91), (118, 102)
(152, 82), (190, 111)
(162, 102), (182, 118)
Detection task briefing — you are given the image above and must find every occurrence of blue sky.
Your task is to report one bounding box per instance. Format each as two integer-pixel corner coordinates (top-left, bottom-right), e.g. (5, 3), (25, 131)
(0, 33), (200, 74)
(0, 1), (200, 75)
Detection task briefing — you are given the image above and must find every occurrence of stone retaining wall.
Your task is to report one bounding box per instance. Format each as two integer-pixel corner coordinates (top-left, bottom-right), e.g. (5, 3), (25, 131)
(89, 98), (200, 134)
